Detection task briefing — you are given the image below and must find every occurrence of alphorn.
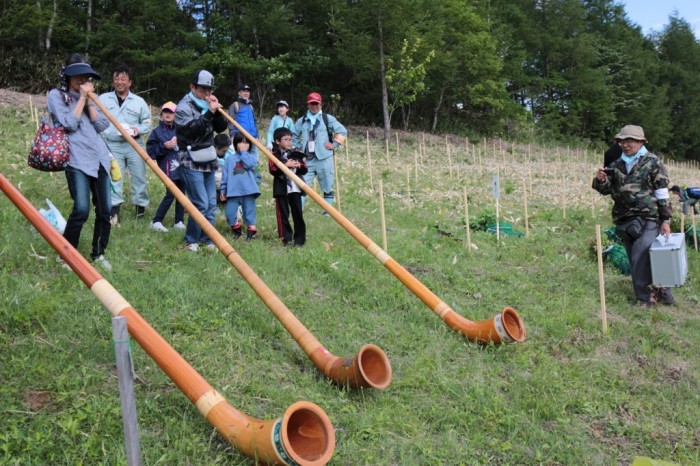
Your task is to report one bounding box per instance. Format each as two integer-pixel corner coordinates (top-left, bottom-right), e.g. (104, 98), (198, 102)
(88, 92), (392, 390)
(222, 111), (526, 344)
(0, 173), (334, 466)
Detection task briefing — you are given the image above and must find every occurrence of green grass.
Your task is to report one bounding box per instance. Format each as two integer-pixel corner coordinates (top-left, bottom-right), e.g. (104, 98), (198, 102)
(1, 105), (700, 465)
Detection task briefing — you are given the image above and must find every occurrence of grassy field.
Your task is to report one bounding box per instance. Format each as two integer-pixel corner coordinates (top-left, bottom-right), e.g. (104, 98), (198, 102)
(1, 103), (699, 465)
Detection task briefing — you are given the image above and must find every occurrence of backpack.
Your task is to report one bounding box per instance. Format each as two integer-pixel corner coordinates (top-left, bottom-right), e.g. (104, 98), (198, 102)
(686, 187), (700, 199)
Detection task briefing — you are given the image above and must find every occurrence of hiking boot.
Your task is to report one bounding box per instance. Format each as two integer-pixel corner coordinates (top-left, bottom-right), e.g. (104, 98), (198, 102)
(150, 221), (168, 233)
(231, 223), (242, 238)
(135, 205), (145, 220)
(637, 300), (655, 309)
(173, 221), (186, 230)
(93, 255), (112, 271)
(246, 227), (257, 241)
(654, 288), (676, 305)
(110, 205), (120, 226)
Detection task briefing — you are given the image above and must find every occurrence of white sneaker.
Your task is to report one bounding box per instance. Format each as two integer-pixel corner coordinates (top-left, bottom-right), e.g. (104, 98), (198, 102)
(150, 221), (169, 233)
(110, 214), (120, 227)
(186, 243), (199, 252)
(56, 256), (70, 270)
(205, 242), (217, 250)
(93, 255), (112, 271)
(173, 221), (186, 230)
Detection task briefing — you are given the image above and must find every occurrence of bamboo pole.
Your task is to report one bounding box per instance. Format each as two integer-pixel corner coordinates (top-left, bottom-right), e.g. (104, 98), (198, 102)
(90, 93), (392, 390)
(692, 210), (698, 252)
(0, 174), (335, 466)
(379, 179), (388, 252)
(414, 150), (419, 180)
(681, 213), (685, 237)
(368, 148), (375, 191)
(595, 225), (609, 333)
(333, 155), (341, 213)
(447, 139), (453, 179)
(406, 166), (411, 212)
(463, 187), (471, 251)
(523, 179), (529, 238)
(385, 138), (390, 164)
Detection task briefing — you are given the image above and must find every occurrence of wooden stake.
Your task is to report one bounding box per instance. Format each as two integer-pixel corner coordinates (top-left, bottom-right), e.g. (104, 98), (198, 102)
(681, 212), (685, 237)
(395, 132), (400, 160)
(379, 179), (387, 252)
(334, 155), (341, 213)
(692, 210), (698, 252)
(414, 150), (419, 180)
(112, 316), (143, 466)
(447, 142), (453, 179)
(495, 196), (500, 241)
(406, 166), (411, 212)
(368, 149), (374, 191)
(366, 130), (370, 158)
(595, 225), (609, 333)
(523, 179), (529, 237)
(463, 187), (471, 251)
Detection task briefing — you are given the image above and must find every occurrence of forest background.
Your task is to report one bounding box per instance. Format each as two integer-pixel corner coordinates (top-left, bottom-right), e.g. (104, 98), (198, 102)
(2, 0), (700, 159)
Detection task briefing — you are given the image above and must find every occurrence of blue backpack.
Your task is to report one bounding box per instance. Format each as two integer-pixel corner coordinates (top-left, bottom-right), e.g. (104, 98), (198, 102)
(686, 187), (700, 199)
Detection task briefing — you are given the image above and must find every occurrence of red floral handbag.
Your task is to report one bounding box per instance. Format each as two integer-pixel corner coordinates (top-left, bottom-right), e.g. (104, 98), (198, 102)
(28, 114), (70, 171)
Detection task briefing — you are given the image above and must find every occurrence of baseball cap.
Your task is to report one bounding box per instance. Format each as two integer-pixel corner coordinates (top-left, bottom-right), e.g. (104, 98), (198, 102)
(161, 101), (177, 113)
(64, 62), (101, 79)
(191, 69), (215, 88)
(306, 92), (322, 104)
(276, 100), (289, 108)
(239, 84), (251, 91)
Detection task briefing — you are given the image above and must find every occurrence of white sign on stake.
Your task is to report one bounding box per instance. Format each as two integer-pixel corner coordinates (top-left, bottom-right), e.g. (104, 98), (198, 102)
(492, 174), (500, 199)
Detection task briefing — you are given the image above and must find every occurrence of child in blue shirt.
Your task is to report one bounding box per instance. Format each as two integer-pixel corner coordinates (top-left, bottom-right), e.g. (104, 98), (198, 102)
(219, 133), (260, 240)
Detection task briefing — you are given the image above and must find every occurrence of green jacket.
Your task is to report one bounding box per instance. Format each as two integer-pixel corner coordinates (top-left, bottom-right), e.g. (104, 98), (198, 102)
(592, 152), (672, 224)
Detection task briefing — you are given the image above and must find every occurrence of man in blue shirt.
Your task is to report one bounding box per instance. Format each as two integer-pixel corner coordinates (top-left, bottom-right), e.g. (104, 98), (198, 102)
(294, 92), (347, 214)
(99, 65), (152, 224)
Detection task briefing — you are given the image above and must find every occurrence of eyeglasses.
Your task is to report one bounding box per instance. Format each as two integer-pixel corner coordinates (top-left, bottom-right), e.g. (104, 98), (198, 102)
(280, 137), (292, 141)
(618, 139), (641, 145)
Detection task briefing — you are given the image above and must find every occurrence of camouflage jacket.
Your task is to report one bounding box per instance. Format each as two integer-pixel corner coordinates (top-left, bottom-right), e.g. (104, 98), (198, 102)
(592, 151), (672, 225)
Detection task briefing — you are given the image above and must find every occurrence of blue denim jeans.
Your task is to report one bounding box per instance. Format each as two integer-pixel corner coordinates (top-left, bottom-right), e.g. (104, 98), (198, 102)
(302, 156), (334, 210)
(63, 165), (112, 259)
(180, 167), (216, 244)
(225, 195), (257, 227)
(153, 179), (185, 224)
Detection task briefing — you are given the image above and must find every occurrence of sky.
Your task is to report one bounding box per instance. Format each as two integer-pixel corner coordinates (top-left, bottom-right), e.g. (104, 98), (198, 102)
(622, 0), (700, 38)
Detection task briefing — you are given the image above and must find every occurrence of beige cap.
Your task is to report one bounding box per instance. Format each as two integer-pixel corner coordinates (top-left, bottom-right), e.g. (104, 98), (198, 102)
(614, 125), (646, 142)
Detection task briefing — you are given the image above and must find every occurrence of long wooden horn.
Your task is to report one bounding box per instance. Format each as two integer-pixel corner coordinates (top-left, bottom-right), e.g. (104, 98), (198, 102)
(0, 172), (335, 466)
(222, 111), (525, 344)
(88, 92), (392, 390)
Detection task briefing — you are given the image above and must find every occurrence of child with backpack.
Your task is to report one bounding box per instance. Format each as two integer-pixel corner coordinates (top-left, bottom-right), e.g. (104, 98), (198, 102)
(670, 185), (700, 216)
(219, 133), (260, 240)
